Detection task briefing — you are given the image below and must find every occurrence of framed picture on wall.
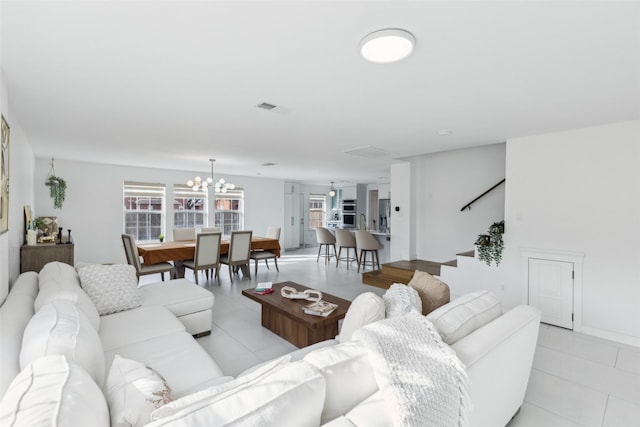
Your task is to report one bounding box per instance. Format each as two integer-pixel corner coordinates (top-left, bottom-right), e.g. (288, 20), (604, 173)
(0, 115), (10, 234)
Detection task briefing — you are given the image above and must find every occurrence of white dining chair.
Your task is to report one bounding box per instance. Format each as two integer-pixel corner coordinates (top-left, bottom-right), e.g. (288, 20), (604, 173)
(173, 228), (196, 241)
(220, 230), (253, 282)
(121, 234), (174, 281)
(250, 227), (281, 276)
(183, 232), (221, 284)
(355, 230), (381, 272)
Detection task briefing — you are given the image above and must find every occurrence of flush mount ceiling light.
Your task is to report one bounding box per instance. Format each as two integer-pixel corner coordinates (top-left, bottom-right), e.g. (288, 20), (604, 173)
(360, 29), (415, 63)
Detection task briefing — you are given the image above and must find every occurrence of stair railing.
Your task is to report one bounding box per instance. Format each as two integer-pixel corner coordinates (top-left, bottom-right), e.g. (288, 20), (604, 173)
(460, 179), (505, 212)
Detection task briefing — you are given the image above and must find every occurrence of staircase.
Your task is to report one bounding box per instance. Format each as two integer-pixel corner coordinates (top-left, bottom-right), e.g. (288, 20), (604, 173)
(362, 251), (475, 289)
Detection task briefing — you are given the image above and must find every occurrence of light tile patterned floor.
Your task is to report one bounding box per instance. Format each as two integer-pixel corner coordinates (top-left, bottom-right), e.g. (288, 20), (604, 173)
(142, 247), (640, 426)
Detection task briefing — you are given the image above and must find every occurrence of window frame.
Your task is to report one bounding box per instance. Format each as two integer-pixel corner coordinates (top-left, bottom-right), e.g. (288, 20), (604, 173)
(309, 193), (326, 230)
(172, 184), (208, 230)
(213, 188), (244, 236)
(123, 181), (166, 242)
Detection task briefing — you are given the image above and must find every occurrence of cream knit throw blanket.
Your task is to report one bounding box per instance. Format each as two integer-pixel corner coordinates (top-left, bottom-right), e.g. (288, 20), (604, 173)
(352, 311), (469, 427)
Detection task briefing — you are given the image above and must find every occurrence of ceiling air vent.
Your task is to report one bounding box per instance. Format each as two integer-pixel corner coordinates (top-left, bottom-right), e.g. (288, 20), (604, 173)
(257, 102), (277, 111)
(261, 162), (277, 167)
(343, 146), (390, 158)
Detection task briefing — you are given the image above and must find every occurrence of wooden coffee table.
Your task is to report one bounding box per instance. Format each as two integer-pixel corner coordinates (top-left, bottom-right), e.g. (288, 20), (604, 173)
(242, 281), (351, 348)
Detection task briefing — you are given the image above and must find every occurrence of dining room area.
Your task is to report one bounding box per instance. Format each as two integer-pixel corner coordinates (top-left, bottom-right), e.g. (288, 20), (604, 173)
(123, 227), (282, 285)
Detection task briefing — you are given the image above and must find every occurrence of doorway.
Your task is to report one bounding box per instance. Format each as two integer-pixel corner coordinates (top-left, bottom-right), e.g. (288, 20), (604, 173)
(528, 258), (574, 329)
(284, 193), (304, 250)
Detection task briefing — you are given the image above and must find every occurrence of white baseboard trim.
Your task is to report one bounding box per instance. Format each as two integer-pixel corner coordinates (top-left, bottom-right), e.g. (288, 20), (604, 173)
(578, 325), (640, 348)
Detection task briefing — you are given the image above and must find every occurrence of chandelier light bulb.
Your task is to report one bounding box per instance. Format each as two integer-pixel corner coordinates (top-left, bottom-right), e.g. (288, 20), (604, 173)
(187, 180), (194, 187)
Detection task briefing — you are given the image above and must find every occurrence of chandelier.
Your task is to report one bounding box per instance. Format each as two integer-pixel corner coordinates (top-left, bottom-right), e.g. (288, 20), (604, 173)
(187, 159), (235, 193)
(329, 181), (336, 197)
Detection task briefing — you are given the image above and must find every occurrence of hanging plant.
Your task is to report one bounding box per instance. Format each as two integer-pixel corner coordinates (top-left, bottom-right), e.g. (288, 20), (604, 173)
(475, 220), (504, 266)
(46, 175), (67, 209)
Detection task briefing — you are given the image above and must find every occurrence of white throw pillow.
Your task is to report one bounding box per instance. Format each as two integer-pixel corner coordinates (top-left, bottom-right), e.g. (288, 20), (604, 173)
(106, 355), (175, 427)
(303, 341), (378, 424)
(147, 361), (325, 427)
(383, 283), (422, 318)
(339, 292), (385, 343)
(79, 264), (142, 315)
(34, 285), (101, 330)
(426, 290), (502, 344)
(151, 355), (291, 420)
(20, 300), (106, 387)
(38, 261), (80, 289)
(0, 355), (109, 427)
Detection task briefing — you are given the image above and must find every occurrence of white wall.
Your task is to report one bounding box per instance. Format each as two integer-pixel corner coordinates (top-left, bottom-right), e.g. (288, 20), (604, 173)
(33, 158), (284, 265)
(0, 68), (36, 303)
(414, 143), (506, 261)
(504, 120), (640, 343)
(390, 161), (414, 261)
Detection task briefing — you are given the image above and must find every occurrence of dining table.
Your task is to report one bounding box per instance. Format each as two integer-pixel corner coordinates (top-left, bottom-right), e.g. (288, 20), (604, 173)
(137, 236), (281, 278)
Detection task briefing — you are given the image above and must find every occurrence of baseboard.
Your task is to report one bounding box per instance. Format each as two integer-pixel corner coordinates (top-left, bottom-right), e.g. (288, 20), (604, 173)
(577, 325), (640, 348)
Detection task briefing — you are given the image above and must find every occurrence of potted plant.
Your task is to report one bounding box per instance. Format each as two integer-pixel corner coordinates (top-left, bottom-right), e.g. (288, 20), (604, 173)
(475, 220), (504, 266)
(46, 175), (67, 209)
(158, 234), (164, 242)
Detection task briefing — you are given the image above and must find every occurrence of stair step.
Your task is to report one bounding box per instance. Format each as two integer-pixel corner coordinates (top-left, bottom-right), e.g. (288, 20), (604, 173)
(362, 270), (405, 289)
(457, 250), (475, 258)
(442, 259), (458, 267)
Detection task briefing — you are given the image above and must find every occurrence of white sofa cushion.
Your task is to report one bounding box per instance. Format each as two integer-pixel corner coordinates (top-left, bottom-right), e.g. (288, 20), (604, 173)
(339, 292), (385, 343)
(79, 264), (142, 315)
(106, 355), (175, 427)
(152, 355), (290, 419)
(34, 282), (101, 331)
(99, 305), (185, 352)
(0, 355), (108, 427)
(147, 361), (325, 427)
(343, 390), (391, 427)
(426, 290), (502, 345)
(382, 283), (422, 318)
(303, 341), (378, 424)
(104, 331), (225, 397)
(20, 300), (106, 387)
(38, 261), (80, 289)
(407, 270), (450, 315)
(139, 279), (214, 316)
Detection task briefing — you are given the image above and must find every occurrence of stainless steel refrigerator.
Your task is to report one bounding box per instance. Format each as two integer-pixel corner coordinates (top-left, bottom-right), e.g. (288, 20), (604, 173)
(379, 199), (391, 233)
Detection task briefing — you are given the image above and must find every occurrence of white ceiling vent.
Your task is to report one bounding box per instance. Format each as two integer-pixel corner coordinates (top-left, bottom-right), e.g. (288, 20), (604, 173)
(343, 146), (390, 158)
(257, 102), (277, 110)
(261, 162), (277, 167)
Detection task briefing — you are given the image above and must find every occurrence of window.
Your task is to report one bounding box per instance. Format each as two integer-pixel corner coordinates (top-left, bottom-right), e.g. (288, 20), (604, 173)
(309, 194), (326, 229)
(213, 189), (244, 235)
(173, 184), (208, 229)
(123, 182), (165, 241)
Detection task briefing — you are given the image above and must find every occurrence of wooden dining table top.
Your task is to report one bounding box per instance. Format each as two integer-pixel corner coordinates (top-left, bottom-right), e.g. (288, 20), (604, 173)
(137, 236), (281, 265)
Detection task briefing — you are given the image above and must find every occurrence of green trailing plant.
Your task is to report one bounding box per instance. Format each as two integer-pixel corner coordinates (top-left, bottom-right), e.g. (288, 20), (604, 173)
(475, 220), (505, 266)
(46, 175), (67, 209)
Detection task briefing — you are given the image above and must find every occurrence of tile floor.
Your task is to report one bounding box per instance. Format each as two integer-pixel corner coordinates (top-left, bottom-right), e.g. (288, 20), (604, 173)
(143, 247), (640, 426)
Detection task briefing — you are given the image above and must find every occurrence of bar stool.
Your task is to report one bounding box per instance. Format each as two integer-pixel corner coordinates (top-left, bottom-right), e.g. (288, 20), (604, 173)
(315, 227), (337, 264)
(335, 228), (358, 270)
(355, 230), (381, 272)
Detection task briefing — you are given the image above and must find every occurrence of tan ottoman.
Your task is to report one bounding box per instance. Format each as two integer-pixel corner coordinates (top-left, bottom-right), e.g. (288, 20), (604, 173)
(139, 279), (214, 336)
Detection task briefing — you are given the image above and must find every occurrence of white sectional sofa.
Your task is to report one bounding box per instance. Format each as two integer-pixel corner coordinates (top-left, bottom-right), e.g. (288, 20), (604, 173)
(0, 263), (541, 427)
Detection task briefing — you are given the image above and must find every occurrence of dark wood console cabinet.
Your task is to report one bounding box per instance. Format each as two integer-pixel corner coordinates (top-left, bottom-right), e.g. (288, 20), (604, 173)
(20, 243), (75, 273)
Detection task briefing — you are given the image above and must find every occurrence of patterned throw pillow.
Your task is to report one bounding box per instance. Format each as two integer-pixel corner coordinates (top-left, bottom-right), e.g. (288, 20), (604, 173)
(78, 264), (142, 315)
(383, 283), (422, 318)
(105, 355), (174, 427)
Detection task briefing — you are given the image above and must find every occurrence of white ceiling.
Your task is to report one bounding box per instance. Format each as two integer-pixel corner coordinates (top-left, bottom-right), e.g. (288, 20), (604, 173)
(2, 1), (639, 185)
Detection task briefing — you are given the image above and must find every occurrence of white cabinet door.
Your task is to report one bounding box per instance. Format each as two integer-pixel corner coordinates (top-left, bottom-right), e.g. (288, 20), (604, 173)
(528, 258), (574, 329)
(284, 193), (303, 249)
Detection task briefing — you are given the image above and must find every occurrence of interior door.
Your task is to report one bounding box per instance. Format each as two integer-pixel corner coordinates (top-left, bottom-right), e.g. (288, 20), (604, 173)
(528, 258), (574, 329)
(284, 193), (304, 250)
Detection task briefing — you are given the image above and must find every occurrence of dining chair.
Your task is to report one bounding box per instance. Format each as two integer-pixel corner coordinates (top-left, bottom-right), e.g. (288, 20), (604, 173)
(315, 227), (336, 264)
(355, 230), (381, 272)
(183, 232), (221, 285)
(173, 228), (196, 241)
(250, 226), (281, 276)
(335, 228), (358, 270)
(219, 230), (253, 282)
(200, 227), (221, 233)
(121, 234), (174, 281)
